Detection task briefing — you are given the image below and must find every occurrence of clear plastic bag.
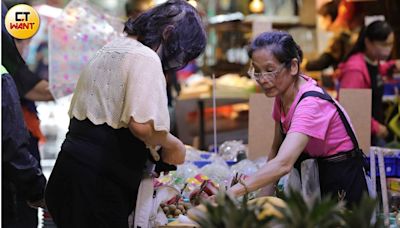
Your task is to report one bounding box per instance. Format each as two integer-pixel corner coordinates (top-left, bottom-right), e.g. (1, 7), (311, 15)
(200, 157), (231, 185)
(230, 159), (258, 176)
(278, 159), (321, 202)
(218, 140), (247, 161)
(300, 159), (321, 201)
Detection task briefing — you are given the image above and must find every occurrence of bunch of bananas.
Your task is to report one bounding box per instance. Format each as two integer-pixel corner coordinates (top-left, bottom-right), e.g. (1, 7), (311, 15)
(248, 196), (287, 220)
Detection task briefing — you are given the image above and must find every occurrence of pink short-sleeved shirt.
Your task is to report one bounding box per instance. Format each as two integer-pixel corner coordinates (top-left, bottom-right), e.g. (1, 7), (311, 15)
(272, 75), (355, 157)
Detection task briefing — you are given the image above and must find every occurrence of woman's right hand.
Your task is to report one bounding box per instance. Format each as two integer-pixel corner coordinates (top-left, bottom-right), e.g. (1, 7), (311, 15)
(128, 119), (186, 164)
(162, 135), (186, 165)
(376, 123), (389, 139)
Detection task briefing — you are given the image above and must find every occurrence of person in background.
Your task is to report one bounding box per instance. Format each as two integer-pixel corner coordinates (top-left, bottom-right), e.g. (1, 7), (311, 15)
(2, 65), (47, 228)
(228, 31), (367, 207)
(13, 38), (49, 228)
(2, 2), (53, 227)
(14, 38), (47, 167)
(302, 0), (362, 89)
(337, 20), (400, 146)
(1, 2), (53, 102)
(44, 1), (207, 227)
(303, 0), (351, 71)
(34, 40), (50, 81)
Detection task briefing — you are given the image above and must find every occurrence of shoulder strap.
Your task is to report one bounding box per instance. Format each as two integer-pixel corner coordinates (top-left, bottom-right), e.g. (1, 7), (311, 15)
(297, 90), (360, 150)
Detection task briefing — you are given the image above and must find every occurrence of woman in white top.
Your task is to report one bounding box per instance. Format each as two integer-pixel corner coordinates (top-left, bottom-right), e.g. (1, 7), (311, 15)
(45, 1), (207, 227)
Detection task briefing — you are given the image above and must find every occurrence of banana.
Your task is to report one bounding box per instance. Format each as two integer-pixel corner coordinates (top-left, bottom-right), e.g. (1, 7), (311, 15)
(186, 204), (208, 221)
(248, 197), (286, 220)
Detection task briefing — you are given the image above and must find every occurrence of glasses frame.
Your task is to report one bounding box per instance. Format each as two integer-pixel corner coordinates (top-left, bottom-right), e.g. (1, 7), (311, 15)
(247, 63), (286, 81)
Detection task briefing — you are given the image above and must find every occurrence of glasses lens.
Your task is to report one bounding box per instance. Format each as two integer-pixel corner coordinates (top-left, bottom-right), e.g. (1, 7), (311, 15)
(248, 64), (285, 81)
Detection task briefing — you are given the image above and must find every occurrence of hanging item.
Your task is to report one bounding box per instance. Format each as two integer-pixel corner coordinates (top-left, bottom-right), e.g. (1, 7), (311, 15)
(48, 0), (123, 99)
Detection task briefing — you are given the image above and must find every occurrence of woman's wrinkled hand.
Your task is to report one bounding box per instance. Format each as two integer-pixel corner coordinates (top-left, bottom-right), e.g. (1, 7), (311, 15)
(377, 123), (389, 139)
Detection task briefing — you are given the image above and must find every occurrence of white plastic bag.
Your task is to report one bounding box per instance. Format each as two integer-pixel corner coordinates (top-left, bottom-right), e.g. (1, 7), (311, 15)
(300, 159), (321, 201)
(282, 168), (301, 196)
(131, 176), (180, 228)
(279, 159), (321, 202)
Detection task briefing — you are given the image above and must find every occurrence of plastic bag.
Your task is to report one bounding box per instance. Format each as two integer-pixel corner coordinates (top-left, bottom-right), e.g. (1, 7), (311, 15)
(218, 140), (247, 161)
(131, 176), (180, 228)
(200, 157), (231, 185)
(230, 159), (258, 176)
(175, 163), (199, 184)
(278, 159), (321, 202)
(300, 159), (321, 201)
(279, 168), (301, 196)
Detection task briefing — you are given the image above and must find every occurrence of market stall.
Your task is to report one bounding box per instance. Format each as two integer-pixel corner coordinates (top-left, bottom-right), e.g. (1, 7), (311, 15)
(9, 0), (399, 227)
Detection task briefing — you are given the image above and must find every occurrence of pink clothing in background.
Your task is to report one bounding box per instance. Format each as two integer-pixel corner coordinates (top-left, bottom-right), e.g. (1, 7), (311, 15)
(272, 75), (355, 157)
(337, 52), (395, 135)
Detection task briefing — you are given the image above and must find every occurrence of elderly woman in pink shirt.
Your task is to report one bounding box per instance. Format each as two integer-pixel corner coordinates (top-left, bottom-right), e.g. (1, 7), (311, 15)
(338, 20), (400, 146)
(228, 31), (368, 207)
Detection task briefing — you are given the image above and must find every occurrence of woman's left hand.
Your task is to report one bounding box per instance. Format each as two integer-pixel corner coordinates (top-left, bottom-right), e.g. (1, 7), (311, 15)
(376, 123), (389, 139)
(394, 59), (400, 71)
(162, 135), (186, 165)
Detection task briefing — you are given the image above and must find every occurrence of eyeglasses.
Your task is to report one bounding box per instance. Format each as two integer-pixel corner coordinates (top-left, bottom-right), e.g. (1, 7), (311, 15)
(247, 63), (286, 81)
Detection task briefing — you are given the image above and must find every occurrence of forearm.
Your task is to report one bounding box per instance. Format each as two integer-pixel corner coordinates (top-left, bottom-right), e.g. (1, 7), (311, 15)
(146, 131), (180, 150)
(24, 80), (54, 101)
(305, 53), (335, 71)
(129, 118), (185, 164)
(270, 121), (283, 159)
(270, 139), (281, 160)
(128, 118), (175, 148)
(229, 132), (308, 197)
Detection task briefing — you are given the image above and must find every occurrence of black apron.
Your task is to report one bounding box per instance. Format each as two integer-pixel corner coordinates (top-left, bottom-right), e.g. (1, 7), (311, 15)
(280, 90), (368, 207)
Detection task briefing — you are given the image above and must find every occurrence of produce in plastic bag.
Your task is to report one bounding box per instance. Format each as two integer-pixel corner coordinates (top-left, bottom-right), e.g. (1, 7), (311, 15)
(218, 140), (247, 161)
(230, 159), (258, 176)
(174, 163), (199, 185)
(277, 168), (301, 197)
(200, 157), (231, 185)
(184, 146), (214, 161)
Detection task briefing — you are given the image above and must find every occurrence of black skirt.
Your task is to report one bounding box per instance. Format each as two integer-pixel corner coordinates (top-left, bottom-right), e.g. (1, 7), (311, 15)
(45, 118), (149, 228)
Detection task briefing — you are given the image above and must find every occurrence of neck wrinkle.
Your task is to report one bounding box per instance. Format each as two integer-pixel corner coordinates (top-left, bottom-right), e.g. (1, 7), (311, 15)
(281, 76), (300, 112)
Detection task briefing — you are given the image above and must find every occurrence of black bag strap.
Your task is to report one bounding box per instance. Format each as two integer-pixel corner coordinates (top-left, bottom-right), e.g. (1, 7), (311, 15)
(297, 90), (360, 150)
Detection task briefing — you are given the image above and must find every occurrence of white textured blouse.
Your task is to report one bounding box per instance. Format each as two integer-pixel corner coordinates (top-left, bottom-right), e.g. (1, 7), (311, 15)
(68, 36), (170, 132)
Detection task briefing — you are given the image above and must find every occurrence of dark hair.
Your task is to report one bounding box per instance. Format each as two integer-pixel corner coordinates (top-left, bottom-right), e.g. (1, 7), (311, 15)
(318, 0), (339, 22)
(345, 20), (393, 60)
(248, 31), (303, 74)
(124, 0), (207, 70)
